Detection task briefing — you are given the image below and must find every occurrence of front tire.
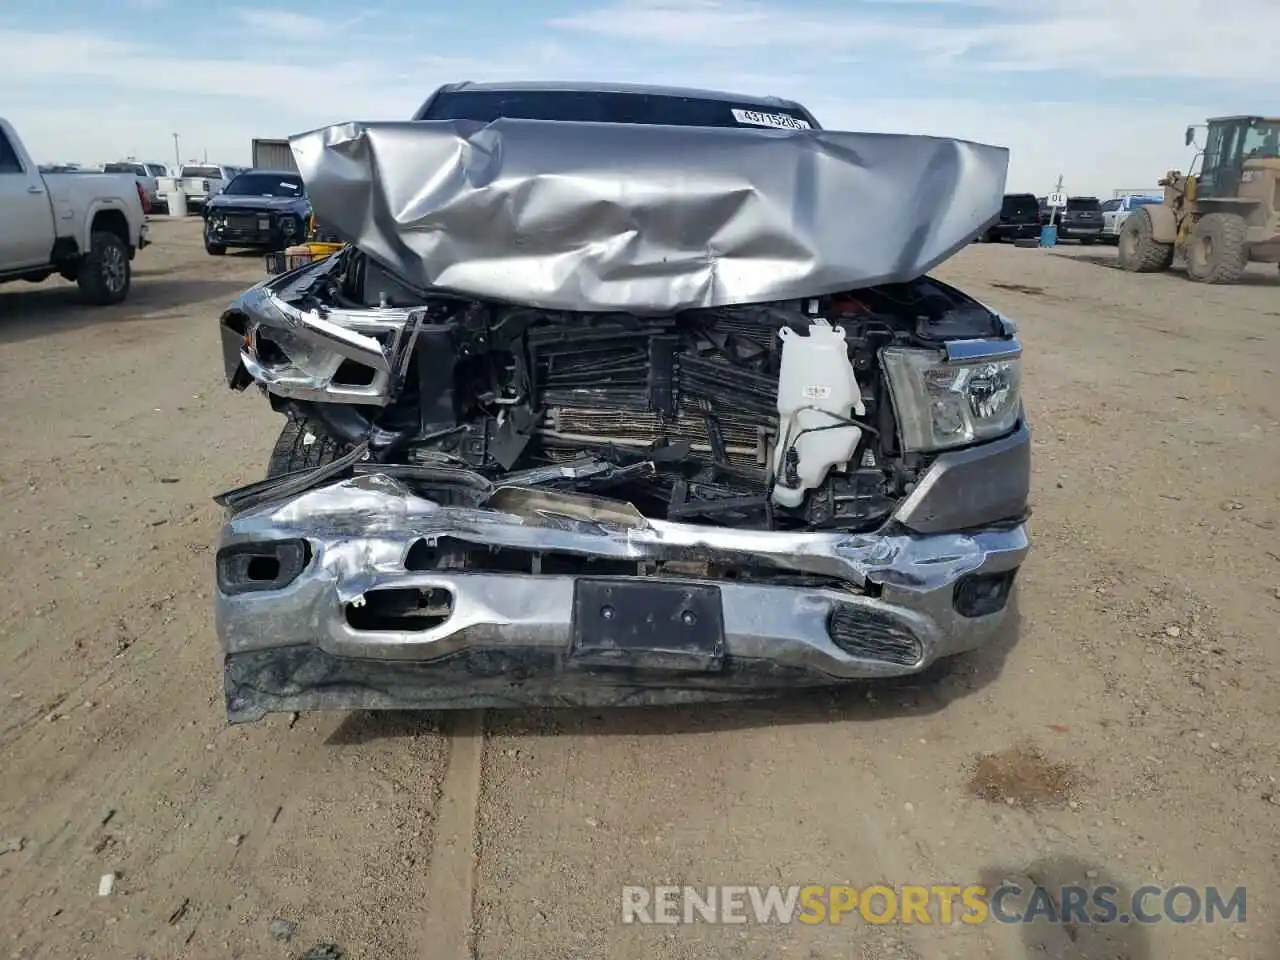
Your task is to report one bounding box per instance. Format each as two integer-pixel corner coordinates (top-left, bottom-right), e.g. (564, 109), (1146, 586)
(205, 241), (227, 256)
(76, 231), (131, 305)
(1185, 213), (1248, 284)
(266, 416), (344, 479)
(1116, 208), (1174, 273)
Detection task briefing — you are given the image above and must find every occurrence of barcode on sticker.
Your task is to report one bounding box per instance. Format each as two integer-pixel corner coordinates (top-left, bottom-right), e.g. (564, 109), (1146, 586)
(803, 385), (832, 399)
(731, 109), (811, 130)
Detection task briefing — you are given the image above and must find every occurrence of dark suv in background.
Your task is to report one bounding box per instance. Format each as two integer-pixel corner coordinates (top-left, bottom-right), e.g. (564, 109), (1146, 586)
(1052, 196), (1104, 244)
(982, 193), (1041, 242)
(202, 171), (310, 256)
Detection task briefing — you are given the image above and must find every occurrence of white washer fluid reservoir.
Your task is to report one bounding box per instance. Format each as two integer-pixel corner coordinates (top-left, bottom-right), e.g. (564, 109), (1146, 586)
(771, 319), (865, 508)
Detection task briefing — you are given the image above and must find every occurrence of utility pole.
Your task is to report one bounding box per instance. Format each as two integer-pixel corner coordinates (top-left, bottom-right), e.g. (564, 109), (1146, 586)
(1050, 174), (1064, 226)
(172, 133), (180, 171)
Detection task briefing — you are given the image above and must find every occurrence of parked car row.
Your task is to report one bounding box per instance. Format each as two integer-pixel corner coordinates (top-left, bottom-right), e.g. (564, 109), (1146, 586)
(93, 162), (247, 214)
(984, 192), (1132, 245)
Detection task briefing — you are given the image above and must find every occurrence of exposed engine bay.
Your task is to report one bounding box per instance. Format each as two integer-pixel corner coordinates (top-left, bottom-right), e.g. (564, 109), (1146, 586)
(223, 248), (1012, 534)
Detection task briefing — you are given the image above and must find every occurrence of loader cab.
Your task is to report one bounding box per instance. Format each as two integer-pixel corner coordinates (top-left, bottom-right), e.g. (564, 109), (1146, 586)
(1197, 115), (1280, 199)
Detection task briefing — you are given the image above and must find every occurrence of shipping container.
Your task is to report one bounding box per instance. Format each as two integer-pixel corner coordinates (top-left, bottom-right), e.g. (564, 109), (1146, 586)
(251, 138), (298, 172)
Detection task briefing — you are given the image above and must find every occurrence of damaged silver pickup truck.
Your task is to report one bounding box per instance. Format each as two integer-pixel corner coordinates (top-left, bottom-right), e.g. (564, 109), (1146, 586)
(214, 81), (1030, 723)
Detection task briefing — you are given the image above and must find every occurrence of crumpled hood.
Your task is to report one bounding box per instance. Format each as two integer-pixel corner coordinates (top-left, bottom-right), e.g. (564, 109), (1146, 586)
(206, 194), (306, 213)
(289, 118), (1008, 312)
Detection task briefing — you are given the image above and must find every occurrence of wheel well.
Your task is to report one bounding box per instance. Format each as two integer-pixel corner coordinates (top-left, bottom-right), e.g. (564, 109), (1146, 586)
(91, 210), (131, 249)
(51, 210), (135, 272)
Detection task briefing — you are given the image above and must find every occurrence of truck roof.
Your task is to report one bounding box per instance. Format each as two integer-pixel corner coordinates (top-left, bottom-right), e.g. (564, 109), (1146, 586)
(420, 80), (809, 114)
(1207, 115), (1280, 123)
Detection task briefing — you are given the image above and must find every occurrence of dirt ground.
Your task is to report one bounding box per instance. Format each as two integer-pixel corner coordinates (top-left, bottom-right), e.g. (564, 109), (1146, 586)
(1, 218), (1277, 960)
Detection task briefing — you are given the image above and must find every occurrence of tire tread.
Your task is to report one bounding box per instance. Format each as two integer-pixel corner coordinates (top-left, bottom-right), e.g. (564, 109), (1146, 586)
(1186, 213), (1248, 284)
(265, 416), (344, 478)
(1117, 209), (1174, 273)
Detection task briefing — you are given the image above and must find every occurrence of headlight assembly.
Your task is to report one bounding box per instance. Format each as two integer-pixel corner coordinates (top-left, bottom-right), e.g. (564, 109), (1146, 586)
(880, 342), (1022, 452)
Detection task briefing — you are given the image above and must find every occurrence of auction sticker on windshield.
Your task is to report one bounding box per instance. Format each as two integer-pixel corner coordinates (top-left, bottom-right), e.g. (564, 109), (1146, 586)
(732, 109), (811, 130)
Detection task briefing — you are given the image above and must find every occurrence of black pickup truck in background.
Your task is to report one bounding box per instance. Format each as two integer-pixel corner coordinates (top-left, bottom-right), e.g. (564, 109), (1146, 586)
(982, 193), (1042, 242)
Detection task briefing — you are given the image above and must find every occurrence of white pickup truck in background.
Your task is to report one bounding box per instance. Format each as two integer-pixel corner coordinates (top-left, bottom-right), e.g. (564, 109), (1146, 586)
(165, 164), (241, 210)
(1100, 195), (1165, 243)
(0, 118), (149, 305)
(103, 160), (169, 211)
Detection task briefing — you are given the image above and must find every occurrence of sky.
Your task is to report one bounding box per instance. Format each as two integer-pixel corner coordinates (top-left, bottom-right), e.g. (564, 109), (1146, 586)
(2, 0), (1277, 196)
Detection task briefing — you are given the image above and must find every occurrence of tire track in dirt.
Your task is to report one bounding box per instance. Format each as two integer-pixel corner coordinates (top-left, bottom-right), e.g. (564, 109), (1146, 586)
(418, 710), (487, 959)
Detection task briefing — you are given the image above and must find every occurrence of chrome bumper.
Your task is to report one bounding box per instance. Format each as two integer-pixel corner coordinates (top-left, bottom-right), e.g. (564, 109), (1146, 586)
(216, 475), (1028, 722)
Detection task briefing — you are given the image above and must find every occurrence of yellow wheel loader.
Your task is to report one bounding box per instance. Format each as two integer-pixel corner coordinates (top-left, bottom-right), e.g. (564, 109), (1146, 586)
(1117, 115), (1280, 283)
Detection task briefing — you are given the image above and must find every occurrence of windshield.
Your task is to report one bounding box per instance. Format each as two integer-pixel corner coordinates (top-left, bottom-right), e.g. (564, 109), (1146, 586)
(1066, 198), (1101, 212)
(1001, 195), (1039, 218)
(181, 166), (223, 179)
(1130, 197), (1161, 208)
(1242, 121), (1280, 159)
(104, 163), (145, 176)
(417, 89), (816, 130)
(224, 172), (304, 197)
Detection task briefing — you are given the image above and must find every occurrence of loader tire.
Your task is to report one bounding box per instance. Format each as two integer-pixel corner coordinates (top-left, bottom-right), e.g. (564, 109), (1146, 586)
(1116, 208), (1173, 273)
(1185, 213), (1248, 284)
(266, 416), (344, 479)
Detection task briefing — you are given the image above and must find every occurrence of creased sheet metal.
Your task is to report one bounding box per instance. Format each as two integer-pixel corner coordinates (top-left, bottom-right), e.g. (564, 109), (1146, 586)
(290, 119), (1008, 312)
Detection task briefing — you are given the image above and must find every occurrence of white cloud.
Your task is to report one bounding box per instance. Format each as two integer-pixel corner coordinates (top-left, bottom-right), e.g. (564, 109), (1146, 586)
(0, 27), (494, 132)
(232, 8), (331, 38)
(974, 0), (1280, 82)
(549, 0), (978, 57)
(804, 96), (1201, 196)
(1, 0), (1269, 194)
(551, 0), (1280, 82)
(0, 25), (804, 165)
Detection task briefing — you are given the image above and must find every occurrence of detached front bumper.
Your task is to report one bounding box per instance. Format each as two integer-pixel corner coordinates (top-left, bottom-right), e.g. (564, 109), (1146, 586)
(216, 469), (1029, 723)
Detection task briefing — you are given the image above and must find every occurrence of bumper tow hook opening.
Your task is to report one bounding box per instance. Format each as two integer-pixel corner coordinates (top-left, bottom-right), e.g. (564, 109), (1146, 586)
(346, 587), (455, 632)
(216, 539), (310, 595)
(245, 555), (279, 581)
(953, 569), (1018, 619)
